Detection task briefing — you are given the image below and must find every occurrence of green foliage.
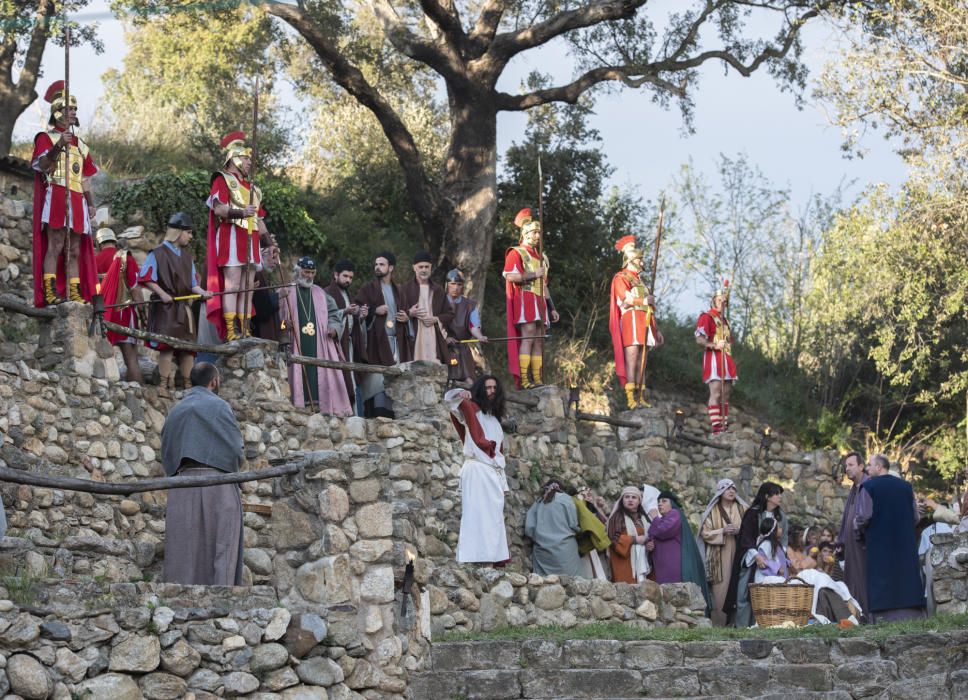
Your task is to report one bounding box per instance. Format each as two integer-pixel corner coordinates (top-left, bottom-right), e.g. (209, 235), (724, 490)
(108, 170), (324, 260)
(1, 569), (42, 606)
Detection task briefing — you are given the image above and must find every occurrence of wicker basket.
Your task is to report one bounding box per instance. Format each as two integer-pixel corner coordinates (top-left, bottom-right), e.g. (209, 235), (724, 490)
(749, 580), (814, 627)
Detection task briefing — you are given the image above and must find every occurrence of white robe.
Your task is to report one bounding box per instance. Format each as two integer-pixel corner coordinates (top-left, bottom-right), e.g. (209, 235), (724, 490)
(445, 389), (510, 563)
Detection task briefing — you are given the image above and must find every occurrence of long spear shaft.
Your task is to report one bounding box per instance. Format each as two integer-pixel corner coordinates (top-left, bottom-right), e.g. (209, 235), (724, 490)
(104, 282), (296, 309)
(537, 155), (545, 299)
(241, 78), (260, 338)
(459, 335), (549, 344)
(636, 197), (666, 402)
(62, 18), (72, 284)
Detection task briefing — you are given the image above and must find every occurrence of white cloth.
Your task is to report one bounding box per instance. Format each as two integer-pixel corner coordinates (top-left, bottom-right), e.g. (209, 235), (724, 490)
(795, 568), (862, 624)
(640, 484), (660, 515)
(445, 389), (510, 563)
(625, 513), (651, 581)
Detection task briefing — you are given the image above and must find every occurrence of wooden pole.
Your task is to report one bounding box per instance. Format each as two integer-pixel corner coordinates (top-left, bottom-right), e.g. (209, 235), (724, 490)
(62, 19), (72, 284)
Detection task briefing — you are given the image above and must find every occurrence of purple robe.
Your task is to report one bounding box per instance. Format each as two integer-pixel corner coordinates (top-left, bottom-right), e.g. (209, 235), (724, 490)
(649, 508), (682, 584)
(279, 285), (353, 416)
(837, 474), (868, 616)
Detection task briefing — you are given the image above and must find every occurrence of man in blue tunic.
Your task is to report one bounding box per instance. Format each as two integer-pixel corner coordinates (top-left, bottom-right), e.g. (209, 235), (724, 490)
(853, 454), (926, 623)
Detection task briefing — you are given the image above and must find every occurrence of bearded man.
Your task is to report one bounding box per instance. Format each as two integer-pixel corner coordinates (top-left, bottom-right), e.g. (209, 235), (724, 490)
(398, 250), (453, 363)
(324, 259), (368, 411)
(609, 235), (663, 408)
(278, 257), (352, 416)
(31, 80), (98, 306)
(355, 251), (407, 417)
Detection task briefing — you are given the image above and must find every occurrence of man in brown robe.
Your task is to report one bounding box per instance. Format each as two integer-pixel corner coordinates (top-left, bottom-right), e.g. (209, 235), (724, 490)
(324, 259), (368, 411)
(139, 212), (212, 396)
(161, 363), (244, 586)
(355, 251), (407, 417)
(398, 250), (453, 364)
(836, 451), (869, 619)
(444, 269), (487, 385)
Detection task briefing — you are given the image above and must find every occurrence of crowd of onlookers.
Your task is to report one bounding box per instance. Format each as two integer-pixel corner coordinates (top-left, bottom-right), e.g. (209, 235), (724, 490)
(521, 455), (968, 627)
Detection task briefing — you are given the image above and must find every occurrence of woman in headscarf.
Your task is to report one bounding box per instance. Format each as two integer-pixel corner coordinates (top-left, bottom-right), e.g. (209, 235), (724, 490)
(723, 481), (787, 627)
(607, 486), (656, 583)
(697, 478), (748, 626)
(524, 479), (583, 576)
(653, 490), (714, 614)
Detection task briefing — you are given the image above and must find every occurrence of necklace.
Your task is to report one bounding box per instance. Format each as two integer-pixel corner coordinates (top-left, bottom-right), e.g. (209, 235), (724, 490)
(295, 286), (316, 337)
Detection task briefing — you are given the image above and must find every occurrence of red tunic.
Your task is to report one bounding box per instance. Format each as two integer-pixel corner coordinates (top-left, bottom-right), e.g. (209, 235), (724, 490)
(609, 269), (659, 387)
(30, 128), (98, 307)
(503, 246), (549, 388)
(695, 309), (737, 382)
(97, 247), (141, 345)
(205, 172), (266, 339)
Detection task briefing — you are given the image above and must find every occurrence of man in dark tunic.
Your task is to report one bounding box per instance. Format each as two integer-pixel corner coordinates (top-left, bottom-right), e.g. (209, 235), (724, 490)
(398, 250), (454, 364)
(355, 251), (407, 418)
(854, 454), (926, 622)
(444, 269), (487, 385)
(161, 363), (244, 585)
(139, 213), (211, 396)
(324, 259), (368, 412)
(836, 452), (869, 618)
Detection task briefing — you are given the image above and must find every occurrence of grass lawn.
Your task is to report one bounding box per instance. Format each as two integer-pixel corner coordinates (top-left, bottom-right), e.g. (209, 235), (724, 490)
(439, 612), (968, 644)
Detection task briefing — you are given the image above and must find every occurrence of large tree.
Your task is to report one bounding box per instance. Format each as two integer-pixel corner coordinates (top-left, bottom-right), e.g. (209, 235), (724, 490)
(265, 0), (838, 305)
(0, 1), (99, 155)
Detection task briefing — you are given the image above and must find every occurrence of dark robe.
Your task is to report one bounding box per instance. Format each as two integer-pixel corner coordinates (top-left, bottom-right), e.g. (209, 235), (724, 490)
(398, 279), (454, 363)
(251, 269), (281, 342)
(724, 506), (786, 627)
(325, 281), (367, 406)
(837, 474), (869, 617)
(858, 476), (925, 617)
(356, 279), (407, 366)
(148, 244), (195, 342)
(447, 295), (479, 383)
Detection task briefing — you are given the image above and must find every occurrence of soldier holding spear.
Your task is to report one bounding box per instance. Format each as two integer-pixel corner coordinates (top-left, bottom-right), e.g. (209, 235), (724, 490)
(695, 280), (737, 436)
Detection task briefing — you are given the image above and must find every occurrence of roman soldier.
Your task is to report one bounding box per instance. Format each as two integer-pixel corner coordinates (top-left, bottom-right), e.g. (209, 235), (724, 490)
(503, 208), (558, 388)
(205, 131), (273, 341)
(96, 227), (145, 383)
(695, 282), (738, 435)
(609, 235), (662, 409)
(31, 80), (98, 307)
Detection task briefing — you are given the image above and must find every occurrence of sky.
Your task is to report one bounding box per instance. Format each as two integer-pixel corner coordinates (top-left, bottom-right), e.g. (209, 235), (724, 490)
(14, 2), (908, 220)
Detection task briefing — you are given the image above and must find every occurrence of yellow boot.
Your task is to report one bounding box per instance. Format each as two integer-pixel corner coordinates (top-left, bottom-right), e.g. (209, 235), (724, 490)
(624, 383), (638, 409)
(223, 312), (239, 342)
(68, 277), (86, 303)
(636, 384), (651, 409)
(531, 355), (544, 387)
(43, 274), (65, 305)
(518, 354), (532, 389)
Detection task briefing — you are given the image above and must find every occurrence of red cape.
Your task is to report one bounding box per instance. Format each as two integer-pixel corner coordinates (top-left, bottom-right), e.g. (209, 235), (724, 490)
(205, 206), (228, 339)
(609, 273), (627, 387)
(31, 167), (97, 307)
(505, 276), (522, 389)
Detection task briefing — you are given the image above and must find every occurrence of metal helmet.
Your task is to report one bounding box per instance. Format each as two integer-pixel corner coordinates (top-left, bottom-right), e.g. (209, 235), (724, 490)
(167, 212), (194, 230)
(95, 228), (117, 246)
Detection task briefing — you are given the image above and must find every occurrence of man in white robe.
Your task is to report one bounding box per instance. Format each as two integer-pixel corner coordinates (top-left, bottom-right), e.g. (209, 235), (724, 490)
(445, 375), (510, 565)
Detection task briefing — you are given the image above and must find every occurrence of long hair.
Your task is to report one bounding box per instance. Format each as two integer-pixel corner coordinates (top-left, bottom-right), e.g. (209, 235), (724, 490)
(470, 374), (505, 419)
(750, 481), (784, 522)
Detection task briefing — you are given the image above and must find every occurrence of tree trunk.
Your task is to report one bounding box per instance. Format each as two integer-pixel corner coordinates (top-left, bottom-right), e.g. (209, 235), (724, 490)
(438, 92), (498, 309)
(0, 88), (34, 156)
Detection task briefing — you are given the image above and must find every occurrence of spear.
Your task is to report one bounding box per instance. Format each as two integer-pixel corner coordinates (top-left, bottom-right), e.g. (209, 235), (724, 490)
(536, 155), (545, 299)
(459, 335), (549, 344)
(241, 77), (260, 338)
(635, 197), (665, 404)
(104, 281), (296, 309)
(720, 278), (731, 429)
(62, 17), (72, 287)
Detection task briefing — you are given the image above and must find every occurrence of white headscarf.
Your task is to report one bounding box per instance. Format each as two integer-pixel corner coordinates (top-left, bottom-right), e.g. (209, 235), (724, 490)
(695, 478), (749, 561)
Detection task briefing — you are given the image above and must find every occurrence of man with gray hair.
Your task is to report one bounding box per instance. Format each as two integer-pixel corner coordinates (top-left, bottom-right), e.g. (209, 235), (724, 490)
(161, 363), (244, 585)
(854, 454), (926, 622)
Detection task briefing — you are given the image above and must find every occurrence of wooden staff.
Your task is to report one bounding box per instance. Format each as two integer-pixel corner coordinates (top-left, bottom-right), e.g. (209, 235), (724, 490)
(635, 197), (665, 403)
(536, 155), (545, 299)
(62, 18), (72, 283)
(720, 278), (731, 427)
(241, 77), (260, 338)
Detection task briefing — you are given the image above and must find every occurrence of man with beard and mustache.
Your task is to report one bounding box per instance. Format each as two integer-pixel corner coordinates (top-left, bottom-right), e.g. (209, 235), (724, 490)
(445, 375), (511, 565)
(355, 252), (408, 418)
(324, 259), (368, 412)
(398, 250), (454, 363)
(161, 363), (245, 585)
(278, 257), (352, 416)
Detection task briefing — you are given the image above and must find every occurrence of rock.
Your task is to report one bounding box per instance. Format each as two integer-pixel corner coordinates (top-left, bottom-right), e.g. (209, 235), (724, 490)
(490, 580), (514, 603)
(222, 671), (260, 695)
(283, 613), (328, 659)
(250, 643), (290, 673)
(7, 652), (53, 699)
(263, 666), (300, 691)
(152, 606), (175, 633)
(188, 668), (222, 692)
(40, 620), (71, 641)
(160, 638), (201, 677)
(355, 502), (392, 537)
(119, 499), (140, 515)
(318, 486), (350, 522)
(0, 613), (41, 646)
(635, 600), (658, 620)
(295, 656), (345, 686)
(359, 566), (395, 603)
(222, 634), (247, 650)
(535, 584), (567, 610)
(264, 608), (291, 641)
(296, 556), (352, 604)
(281, 686), (330, 699)
(109, 633), (161, 672)
(75, 673), (142, 700)
(54, 647), (89, 682)
(139, 672), (188, 700)
(245, 548), (274, 575)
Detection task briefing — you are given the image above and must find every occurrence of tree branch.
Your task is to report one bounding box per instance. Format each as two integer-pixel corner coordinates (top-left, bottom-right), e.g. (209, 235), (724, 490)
(417, 0), (466, 43)
(366, 0), (456, 75)
(468, 0), (507, 54)
(267, 3), (441, 233)
(16, 0), (54, 100)
(489, 0), (648, 63)
(495, 65), (684, 110)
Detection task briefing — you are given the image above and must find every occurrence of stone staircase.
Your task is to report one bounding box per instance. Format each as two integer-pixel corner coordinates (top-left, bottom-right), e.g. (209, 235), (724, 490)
(407, 634), (968, 699)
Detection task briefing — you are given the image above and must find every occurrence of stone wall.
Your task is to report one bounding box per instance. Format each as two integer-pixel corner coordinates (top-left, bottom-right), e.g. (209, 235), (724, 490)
(930, 530), (968, 615)
(410, 633), (968, 699)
